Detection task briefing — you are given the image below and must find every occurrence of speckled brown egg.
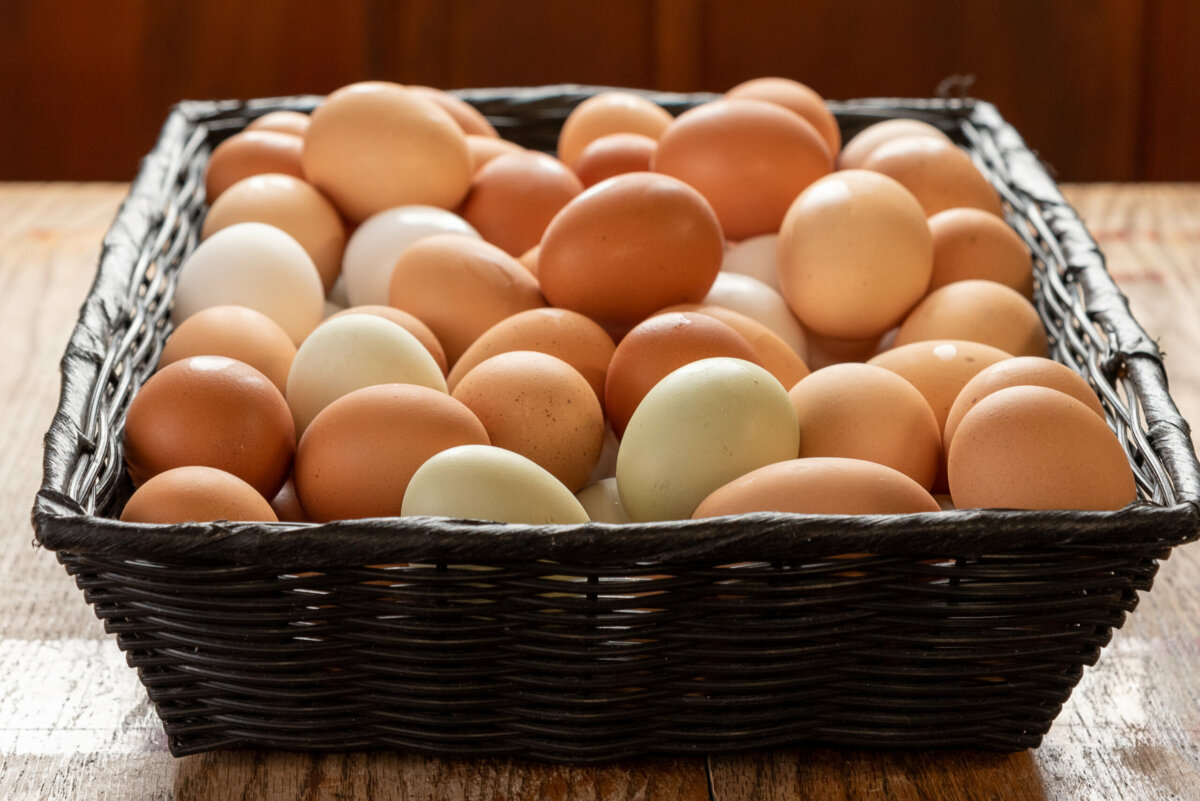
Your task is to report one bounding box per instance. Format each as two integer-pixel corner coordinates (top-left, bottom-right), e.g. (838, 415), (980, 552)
(158, 305), (296, 395)
(928, 207), (1034, 297)
(895, 279), (1048, 357)
(205, 130), (305, 202)
(861, 136), (1004, 217)
(120, 465), (278, 523)
(459, 150), (584, 256)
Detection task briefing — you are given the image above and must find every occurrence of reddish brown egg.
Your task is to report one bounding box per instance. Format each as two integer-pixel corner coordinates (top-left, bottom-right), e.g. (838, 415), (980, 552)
(518, 244), (540, 277)
(725, 76), (841, 157)
(408, 86), (499, 137)
(459, 151), (584, 256)
(467, 135), (524, 172)
(570, 133), (657, 188)
(120, 466), (278, 523)
(861, 136), (1004, 217)
(557, 91), (674, 168)
(158, 305), (296, 395)
(837, 118), (952, 170)
(658, 303), (810, 390)
(205, 130), (305, 202)
(929, 207), (1034, 297)
(895, 279), (1048, 357)
(327, 305), (448, 375)
(246, 110), (311, 138)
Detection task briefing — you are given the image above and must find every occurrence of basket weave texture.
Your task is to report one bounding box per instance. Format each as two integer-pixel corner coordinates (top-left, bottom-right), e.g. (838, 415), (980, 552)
(32, 85), (1200, 761)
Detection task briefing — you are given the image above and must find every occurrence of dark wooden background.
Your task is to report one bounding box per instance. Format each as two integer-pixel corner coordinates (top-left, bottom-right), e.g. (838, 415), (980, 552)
(3, 0), (1196, 182)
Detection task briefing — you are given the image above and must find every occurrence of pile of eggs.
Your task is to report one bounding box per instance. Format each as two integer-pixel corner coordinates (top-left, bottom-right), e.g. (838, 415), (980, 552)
(118, 78), (1138, 526)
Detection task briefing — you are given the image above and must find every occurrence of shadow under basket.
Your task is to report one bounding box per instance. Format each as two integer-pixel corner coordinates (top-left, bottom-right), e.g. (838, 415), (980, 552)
(32, 85), (1200, 761)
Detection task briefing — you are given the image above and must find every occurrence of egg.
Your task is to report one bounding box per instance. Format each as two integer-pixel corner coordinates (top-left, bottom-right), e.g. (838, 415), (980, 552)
(518, 244), (540, 277)
(173, 222), (325, 346)
(408, 86), (499, 137)
(341, 205), (480, 307)
(576, 477), (631, 523)
(894, 279), (1048, 357)
(692, 457), (940, 517)
(201, 173), (346, 293)
(387, 234), (546, 365)
(205, 130), (305, 202)
(659, 304), (811, 389)
(538, 172), (724, 332)
(294, 383), (489, 521)
(452, 351), (604, 492)
(458, 151), (584, 256)
(269, 475), (309, 522)
(948, 386), (1136, 510)
(302, 81), (472, 222)
(777, 170), (932, 339)
(327, 305), (448, 374)
(616, 357), (799, 521)
(557, 91), (674, 168)
(861, 136), (1004, 217)
(123, 356), (295, 498)
(466, 135), (524, 172)
(721, 233), (781, 291)
(120, 466), (278, 523)
(158, 305), (296, 395)
(653, 98), (833, 240)
(928, 207), (1034, 297)
(802, 327), (888, 370)
(402, 445), (589, 524)
(245, 110), (311, 138)
(725, 77), (840, 156)
(837, 118), (952, 171)
(701, 271), (807, 358)
(570, 133), (658, 188)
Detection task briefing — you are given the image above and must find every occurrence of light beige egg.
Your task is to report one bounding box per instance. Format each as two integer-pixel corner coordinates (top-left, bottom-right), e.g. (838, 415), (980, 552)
(720, 233), (781, 292)
(576, 477), (631, 524)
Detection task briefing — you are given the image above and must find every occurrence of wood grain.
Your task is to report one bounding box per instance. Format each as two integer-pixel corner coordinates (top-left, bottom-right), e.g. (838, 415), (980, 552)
(3, 182), (1200, 798)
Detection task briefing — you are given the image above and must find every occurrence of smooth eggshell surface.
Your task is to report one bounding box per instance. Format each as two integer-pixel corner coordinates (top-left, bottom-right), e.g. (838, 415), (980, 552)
(158, 305), (296, 395)
(659, 304), (811, 390)
(459, 150), (583, 257)
(205, 130), (305, 202)
(702, 271), (807, 358)
(575, 477), (632, 524)
(720, 233), (781, 292)
(570, 133), (657, 188)
(120, 465), (278, 523)
(895, 279), (1048, 357)
(327, 304), (448, 374)
(928, 207), (1034, 297)
(837, 118), (952, 171)
(557, 91), (674, 169)
(725, 76), (841, 157)
(861, 136), (1004, 218)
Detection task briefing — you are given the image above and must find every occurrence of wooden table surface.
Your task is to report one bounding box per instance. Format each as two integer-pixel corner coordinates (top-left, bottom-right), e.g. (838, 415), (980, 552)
(2, 182), (1198, 800)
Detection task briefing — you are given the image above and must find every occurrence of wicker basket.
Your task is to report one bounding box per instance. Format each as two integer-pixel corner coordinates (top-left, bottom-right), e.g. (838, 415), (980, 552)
(32, 85), (1200, 761)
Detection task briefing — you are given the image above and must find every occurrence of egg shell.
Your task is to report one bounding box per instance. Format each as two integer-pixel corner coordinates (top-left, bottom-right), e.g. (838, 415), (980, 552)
(246, 110), (311, 138)
(616, 357), (799, 522)
(576, 477), (632, 524)
(205, 130), (305, 202)
(947, 385), (1136, 510)
(725, 76), (840, 157)
(387, 234), (546, 366)
(120, 466), (278, 524)
(802, 326), (887, 370)
(557, 91), (674, 168)
(862, 136), (1004, 218)
(452, 351), (604, 493)
(658, 304), (811, 390)
(467, 135), (524, 172)
(653, 98), (833, 241)
(327, 304), (448, 374)
(270, 475), (309, 522)
(788, 363), (941, 489)
(895, 279), (1048, 357)
(837, 118), (952, 171)
(408, 86), (499, 137)
(702, 271), (807, 358)
(518, 244), (540, 277)
(927, 206), (1035, 298)
(721, 233), (781, 292)
(123, 356), (295, 498)
(605, 312), (760, 438)
(201, 173), (346, 293)
(570, 133), (657, 188)
(302, 81), (472, 222)
(777, 170), (933, 340)
(538, 172), (724, 331)
(159, 305), (296, 395)
(294, 383), (489, 522)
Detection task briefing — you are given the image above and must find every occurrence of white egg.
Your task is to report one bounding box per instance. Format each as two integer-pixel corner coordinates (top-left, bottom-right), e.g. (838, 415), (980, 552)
(721, 233), (780, 290)
(702, 272), (807, 359)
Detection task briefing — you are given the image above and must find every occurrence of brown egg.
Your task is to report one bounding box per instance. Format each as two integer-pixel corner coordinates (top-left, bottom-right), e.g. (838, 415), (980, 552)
(948, 386), (1136, 510)
(518, 244), (540, 277)
(302, 81), (472, 222)
(658, 303), (810, 389)
(452, 351), (604, 492)
(205, 130), (305, 202)
(327, 305), (448, 375)
(120, 466), (278, 523)
(692, 457), (941, 517)
(447, 307), (616, 403)
(778, 170), (932, 339)
(467, 135), (524, 172)
(570, 133), (657, 188)
(294, 383), (489, 521)
(725, 76), (841, 157)
(557, 91), (674, 168)
(895, 279), (1048, 357)
(269, 475), (308, 522)
(788, 363), (941, 489)
(387, 234), (545, 366)
(653, 98), (833, 241)
(458, 151), (584, 256)
(929, 207), (1034, 297)
(123, 356), (295, 498)
(605, 312), (760, 438)
(408, 86), (499, 137)
(159, 305), (296, 394)
(802, 326), (888, 370)
(837, 118), (952, 170)
(538, 172), (724, 331)
(943, 356), (1107, 448)
(246, 110), (311, 138)
(862, 136), (1004, 217)
(201, 173), (346, 293)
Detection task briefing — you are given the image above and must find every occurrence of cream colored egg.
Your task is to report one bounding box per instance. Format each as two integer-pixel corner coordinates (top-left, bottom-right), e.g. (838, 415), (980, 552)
(721, 234), (781, 291)
(576, 477), (632, 524)
(702, 271), (807, 358)
(402, 444), (590, 524)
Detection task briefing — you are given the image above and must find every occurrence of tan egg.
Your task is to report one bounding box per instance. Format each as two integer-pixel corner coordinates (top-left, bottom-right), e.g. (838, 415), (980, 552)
(387, 234), (546, 365)
(692, 457), (940, 517)
(246, 110), (311, 138)
(653, 98), (833, 240)
(447, 307), (615, 404)
(459, 151), (584, 256)
(518, 244), (540, 277)
(570, 133), (657, 188)
(725, 76), (840, 157)
(269, 475), (308, 522)
(657, 304), (810, 390)
(328, 305), (448, 374)
(201, 173), (346, 293)
(538, 172), (724, 331)
(948, 386), (1136, 510)
(557, 91), (674, 168)
(721, 233), (780, 292)
(802, 326), (887, 370)
(408, 86), (499, 137)
(467, 135), (524, 172)
(123, 356), (295, 498)
(837, 118), (952, 170)
(302, 81), (472, 222)
(701, 271), (807, 358)
(205, 130), (305, 202)
(159, 305), (296, 394)
(778, 170), (932, 339)
(294, 383), (489, 521)
(576, 477), (631, 523)
(929, 207), (1034, 297)
(788, 363), (941, 489)
(120, 466), (278, 523)
(862, 136), (1004, 217)
(868, 339), (1013, 435)
(943, 356), (1107, 449)
(605, 312), (760, 438)
(895, 279), (1048, 357)
(452, 351), (604, 492)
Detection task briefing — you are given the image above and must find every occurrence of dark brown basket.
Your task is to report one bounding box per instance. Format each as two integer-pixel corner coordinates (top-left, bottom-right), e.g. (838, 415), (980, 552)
(32, 85), (1200, 761)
